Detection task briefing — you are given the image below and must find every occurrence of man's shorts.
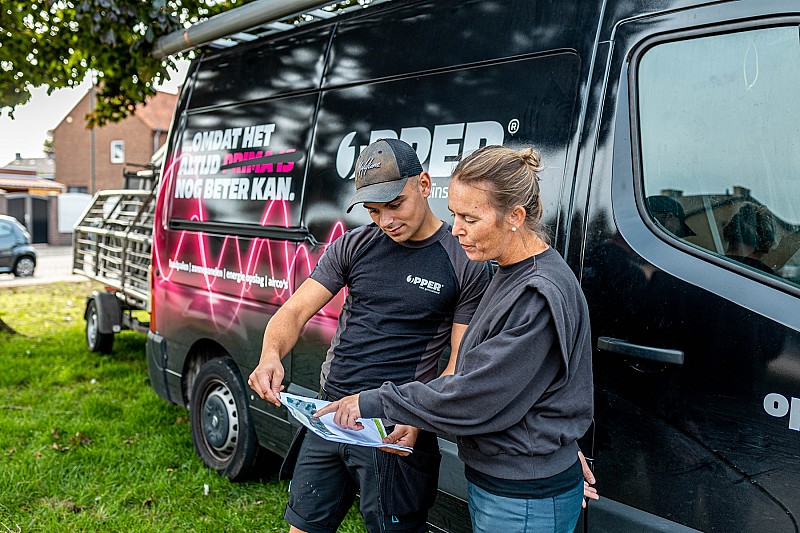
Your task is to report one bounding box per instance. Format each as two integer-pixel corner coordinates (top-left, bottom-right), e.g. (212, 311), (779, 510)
(282, 428), (441, 533)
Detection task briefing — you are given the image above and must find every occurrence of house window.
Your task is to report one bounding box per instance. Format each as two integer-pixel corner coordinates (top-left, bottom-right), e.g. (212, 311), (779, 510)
(67, 186), (89, 193)
(110, 140), (125, 164)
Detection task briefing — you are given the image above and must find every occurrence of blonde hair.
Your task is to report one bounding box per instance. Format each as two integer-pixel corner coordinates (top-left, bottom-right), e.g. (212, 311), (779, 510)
(452, 145), (548, 241)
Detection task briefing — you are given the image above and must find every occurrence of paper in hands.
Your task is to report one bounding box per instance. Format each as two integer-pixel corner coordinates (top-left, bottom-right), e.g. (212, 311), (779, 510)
(279, 392), (413, 453)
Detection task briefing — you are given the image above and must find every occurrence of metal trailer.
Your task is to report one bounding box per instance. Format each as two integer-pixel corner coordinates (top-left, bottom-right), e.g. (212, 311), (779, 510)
(72, 162), (160, 353)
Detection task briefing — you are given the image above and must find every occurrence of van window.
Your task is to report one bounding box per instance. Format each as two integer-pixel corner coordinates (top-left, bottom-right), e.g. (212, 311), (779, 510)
(325, 0), (596, 88)
(188, 29), (330, 109)
(637, 26), (800, 288)
(167, 95), (316, 229)
(305, 53), (580, 239)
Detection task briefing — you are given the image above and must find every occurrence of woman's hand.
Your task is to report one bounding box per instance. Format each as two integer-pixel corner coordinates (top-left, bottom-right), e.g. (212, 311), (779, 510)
(579, 450), (599, 508)
(313, 394), (363, 430)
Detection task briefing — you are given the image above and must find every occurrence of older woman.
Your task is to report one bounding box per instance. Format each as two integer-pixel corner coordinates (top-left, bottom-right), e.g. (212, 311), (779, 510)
(316, 145), (594, 533)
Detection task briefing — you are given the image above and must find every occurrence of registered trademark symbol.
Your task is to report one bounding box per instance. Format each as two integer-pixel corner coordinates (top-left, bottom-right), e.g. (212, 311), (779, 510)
(508, 119), (520, 135)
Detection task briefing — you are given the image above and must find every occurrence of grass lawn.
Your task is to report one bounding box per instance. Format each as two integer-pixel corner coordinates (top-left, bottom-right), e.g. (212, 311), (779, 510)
(0, 282), (365, 532)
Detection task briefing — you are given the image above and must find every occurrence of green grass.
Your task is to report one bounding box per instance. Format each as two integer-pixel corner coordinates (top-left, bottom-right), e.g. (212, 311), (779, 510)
(0, 282), (366, 532)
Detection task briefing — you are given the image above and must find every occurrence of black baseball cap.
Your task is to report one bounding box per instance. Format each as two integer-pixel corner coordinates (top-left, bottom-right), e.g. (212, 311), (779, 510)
(347, 138), (424, 213)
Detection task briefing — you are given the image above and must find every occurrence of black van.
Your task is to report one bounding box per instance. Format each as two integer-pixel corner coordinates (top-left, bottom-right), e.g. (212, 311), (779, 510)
(146, 1), (800, 531)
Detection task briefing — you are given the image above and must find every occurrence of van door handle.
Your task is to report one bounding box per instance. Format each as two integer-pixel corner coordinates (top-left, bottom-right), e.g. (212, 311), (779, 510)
(597, 337), (684, 366)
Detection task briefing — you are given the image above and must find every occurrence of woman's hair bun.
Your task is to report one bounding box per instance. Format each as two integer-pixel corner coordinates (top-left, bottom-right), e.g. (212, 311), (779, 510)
(520, 147), (543, 173)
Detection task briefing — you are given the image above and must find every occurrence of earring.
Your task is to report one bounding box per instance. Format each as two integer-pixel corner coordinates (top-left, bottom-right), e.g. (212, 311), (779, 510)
(511, 226), (517, 232)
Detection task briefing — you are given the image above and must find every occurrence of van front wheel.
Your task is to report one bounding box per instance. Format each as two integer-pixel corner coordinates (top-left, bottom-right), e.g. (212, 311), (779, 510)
(190, 357), (260, 481)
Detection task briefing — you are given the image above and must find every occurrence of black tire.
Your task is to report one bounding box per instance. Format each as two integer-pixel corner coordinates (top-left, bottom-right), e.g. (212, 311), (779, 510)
(86, 300), (114, 353)
(13, 256), (35, 277)
(190, 357), (261, 481)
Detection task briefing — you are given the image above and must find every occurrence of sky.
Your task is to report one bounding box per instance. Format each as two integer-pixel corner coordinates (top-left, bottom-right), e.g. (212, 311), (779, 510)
(0, 60), (190, 167)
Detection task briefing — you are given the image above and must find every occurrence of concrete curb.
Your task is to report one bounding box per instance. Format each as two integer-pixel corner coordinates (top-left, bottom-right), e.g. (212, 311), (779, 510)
(0, 275), (91, 289)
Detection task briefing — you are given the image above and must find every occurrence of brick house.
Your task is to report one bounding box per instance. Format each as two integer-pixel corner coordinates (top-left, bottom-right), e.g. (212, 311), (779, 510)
(52, 89), (178, 193)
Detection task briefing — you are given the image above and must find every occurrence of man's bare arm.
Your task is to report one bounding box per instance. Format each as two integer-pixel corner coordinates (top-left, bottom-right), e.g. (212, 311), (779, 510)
(248, 278), (335, 406)
(440, 322), (468, 376)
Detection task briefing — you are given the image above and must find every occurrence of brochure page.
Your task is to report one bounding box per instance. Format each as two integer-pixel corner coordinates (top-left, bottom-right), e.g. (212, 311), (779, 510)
(280, 392), (413, 453)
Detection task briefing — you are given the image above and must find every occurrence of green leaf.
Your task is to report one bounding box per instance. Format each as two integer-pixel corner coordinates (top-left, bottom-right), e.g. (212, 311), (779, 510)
(0, 0), (261, 125)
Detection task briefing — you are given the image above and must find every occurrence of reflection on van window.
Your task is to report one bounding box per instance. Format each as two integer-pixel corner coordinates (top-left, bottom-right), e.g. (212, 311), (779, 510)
(637, 26), (800, 287)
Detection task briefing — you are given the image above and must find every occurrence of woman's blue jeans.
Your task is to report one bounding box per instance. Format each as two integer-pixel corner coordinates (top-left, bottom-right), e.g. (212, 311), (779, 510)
(467, 480), (584, 533)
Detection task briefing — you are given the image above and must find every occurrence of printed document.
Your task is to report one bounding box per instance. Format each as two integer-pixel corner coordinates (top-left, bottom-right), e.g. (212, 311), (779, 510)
(280, 392), (413, 453)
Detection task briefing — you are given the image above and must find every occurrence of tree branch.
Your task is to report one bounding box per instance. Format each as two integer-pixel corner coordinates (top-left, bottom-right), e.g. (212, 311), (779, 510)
(0, 317), (18, 336)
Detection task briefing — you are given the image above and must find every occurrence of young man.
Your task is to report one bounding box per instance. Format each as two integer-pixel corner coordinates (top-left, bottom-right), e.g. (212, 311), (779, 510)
(248, 138), (492, 533)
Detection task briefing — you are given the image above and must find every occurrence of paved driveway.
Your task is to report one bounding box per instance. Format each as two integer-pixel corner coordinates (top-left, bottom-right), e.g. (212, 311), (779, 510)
(0, 245), (88, 288)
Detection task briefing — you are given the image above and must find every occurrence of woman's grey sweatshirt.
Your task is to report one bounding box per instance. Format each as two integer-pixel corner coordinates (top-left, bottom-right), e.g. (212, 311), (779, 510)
(359, 248), (594, 481)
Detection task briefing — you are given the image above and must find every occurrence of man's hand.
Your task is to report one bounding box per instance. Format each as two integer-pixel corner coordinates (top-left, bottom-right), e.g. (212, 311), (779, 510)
(313, 394), (362, 430)
(247, 355), (285, 407)
(379, 425), (420, 456)
(579, 450), (599, 508)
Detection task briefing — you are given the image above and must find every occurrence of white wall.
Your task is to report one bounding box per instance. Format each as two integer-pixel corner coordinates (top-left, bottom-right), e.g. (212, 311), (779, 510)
(58, 192), (92, 232)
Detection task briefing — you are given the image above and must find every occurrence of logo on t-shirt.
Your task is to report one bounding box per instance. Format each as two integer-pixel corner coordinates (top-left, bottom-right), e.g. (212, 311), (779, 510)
(406, 274), (442, 294)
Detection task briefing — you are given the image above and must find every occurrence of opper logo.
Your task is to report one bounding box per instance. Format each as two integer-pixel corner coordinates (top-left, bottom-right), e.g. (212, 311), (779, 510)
(336, 121), (505, 179)
(764, 393), (800, 430)
(406, 274), (443, 295)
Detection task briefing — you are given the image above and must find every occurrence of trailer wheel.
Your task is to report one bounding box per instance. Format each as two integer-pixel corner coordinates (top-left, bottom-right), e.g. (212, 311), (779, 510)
(86, 300), (114, 353)
(190, 357), (261, 481)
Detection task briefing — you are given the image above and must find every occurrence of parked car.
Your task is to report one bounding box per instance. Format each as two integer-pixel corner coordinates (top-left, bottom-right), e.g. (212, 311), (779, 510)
(0, 215), (36, 277)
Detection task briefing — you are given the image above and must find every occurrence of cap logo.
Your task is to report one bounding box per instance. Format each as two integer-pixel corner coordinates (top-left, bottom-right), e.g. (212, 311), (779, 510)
(356, 156), (381, 180)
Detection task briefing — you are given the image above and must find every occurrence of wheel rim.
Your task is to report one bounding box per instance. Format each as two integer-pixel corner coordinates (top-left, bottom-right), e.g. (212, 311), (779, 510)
(202, 382), (239, 460)
(15, 258), (34, 277)
(87, 308), (98, 348)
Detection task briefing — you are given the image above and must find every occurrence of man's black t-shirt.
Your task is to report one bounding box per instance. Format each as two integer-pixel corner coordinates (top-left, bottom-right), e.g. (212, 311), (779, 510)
(310, 222), (490, 399)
